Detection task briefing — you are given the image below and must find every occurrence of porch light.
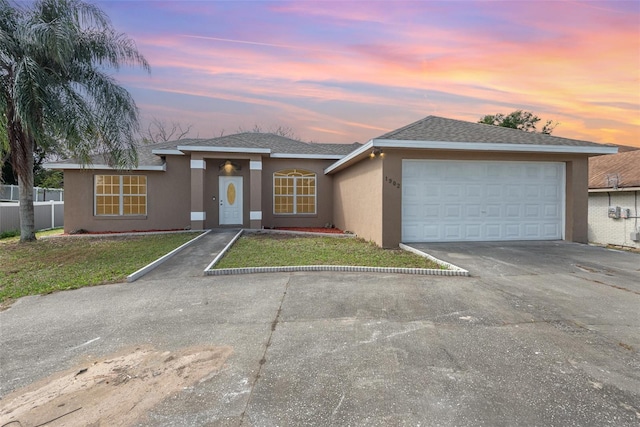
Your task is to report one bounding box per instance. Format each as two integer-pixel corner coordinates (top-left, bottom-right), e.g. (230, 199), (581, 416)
(219, 160), (241, 173)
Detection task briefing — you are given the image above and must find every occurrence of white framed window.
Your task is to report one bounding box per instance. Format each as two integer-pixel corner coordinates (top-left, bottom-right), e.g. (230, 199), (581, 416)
(95, 175), (147, 216)
(273, 169), (316, 215)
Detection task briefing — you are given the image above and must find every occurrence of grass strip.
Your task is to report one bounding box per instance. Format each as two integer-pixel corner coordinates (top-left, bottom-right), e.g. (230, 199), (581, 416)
(0, 232), (200, 304)
(214, 234), (444, 270)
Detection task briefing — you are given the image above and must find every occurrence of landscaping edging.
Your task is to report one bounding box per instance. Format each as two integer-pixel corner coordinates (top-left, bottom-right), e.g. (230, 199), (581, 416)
(204, 229), (469, 277)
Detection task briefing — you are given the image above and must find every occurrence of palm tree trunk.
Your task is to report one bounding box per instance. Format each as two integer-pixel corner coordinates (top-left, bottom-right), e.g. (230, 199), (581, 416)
(18, 137), (36, 242)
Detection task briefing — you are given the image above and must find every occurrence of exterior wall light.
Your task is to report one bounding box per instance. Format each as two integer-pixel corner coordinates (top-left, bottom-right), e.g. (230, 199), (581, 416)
(371, 148), (384, 158)
(219, 160), (241, 173)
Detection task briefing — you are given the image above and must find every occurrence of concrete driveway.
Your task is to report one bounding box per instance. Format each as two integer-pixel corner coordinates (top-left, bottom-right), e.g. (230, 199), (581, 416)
(1, 241), (639, 426)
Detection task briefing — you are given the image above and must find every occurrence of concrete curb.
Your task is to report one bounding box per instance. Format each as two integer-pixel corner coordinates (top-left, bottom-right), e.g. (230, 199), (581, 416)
(127, 230), (211, 282)
(399, 243), (470, 276)
(204, 229), (469, 277)
(203, 229), (244, 273)
(206, 264), (468, 276)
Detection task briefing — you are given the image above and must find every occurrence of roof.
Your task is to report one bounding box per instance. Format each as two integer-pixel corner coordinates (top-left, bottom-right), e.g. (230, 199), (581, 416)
(44, 133), (362, 169)
(176, 133), (360, 156)
(377, 116), (610, 148)
(325, 115), (617, 174)
(589, 150), (640, 189)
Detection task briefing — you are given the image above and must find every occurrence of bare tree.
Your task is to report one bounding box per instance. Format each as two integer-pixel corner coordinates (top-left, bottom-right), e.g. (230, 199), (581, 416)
(143, 117), (193, 144)
(236, 124), (300, 140)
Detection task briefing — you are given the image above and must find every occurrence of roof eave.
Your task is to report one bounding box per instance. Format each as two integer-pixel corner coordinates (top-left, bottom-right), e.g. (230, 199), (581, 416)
(271, 153), (345, 160)
(373, 139), (619, 154)
(43, 163), (166, 171)
(589, 187), (640, 193)
(325, 141), (374, 174)
(177, 145), (271, 154)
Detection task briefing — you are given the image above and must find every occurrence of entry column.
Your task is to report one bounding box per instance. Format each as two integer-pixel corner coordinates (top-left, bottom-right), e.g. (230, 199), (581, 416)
(249, 158), (263, 229)
(190, 157), (206, 230)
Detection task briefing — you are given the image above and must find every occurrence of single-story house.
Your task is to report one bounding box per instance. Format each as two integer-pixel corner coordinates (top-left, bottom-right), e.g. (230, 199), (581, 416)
(45, 116), (616, 247)
(588, 149), (640, 249)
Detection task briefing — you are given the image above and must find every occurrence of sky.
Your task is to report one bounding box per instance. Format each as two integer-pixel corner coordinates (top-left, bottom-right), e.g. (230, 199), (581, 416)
(97, 0), (640, 147)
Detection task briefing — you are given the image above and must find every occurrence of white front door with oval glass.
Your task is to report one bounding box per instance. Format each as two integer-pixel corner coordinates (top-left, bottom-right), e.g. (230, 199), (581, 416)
(219, 176), (243, 225)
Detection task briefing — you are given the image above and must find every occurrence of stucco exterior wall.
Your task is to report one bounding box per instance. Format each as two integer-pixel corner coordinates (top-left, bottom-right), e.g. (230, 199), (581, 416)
(62, 155), (191, 233)
(373, 149), (592, 247)
(332, 156), (383, 245)
(261, 158), (336, 229)
(588, 191), (640, 249)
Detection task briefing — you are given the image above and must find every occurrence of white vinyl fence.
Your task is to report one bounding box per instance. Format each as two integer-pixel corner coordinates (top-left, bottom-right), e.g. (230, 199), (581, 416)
(0, 184), (64, 202)
(0, 201), (64, 233)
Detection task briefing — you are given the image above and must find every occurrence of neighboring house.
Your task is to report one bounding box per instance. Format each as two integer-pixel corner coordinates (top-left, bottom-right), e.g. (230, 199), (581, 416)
(588, 149), (640, 249)
(45, 116), (615, 247)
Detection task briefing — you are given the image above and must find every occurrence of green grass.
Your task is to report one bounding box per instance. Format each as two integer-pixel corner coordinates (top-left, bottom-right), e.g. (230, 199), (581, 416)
(0, 232), (200, 304)
(214, 233), (444, 269)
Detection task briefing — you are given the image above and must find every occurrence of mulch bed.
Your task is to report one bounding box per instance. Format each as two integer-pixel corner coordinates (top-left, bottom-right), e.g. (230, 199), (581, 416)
(274, 227), (345, 234)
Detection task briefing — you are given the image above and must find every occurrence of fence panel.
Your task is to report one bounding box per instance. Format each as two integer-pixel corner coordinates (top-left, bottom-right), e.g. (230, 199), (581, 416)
(0, 184), (64, 202)
(0, 201), (64, 233)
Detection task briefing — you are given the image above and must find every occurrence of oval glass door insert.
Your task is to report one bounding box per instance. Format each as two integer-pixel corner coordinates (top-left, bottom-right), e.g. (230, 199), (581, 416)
(227, 183), (236, 205)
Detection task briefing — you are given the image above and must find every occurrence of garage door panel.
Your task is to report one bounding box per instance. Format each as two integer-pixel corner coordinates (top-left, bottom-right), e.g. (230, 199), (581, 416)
(402, 160), (564, 242)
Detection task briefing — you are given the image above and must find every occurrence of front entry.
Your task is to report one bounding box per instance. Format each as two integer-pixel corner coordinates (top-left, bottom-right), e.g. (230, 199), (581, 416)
(219, 176), (243, 225)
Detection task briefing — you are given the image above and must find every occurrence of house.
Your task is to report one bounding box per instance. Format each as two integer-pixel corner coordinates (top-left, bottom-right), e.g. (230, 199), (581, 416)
(45, 116), (616, 247)
(588, 149), (640, 249)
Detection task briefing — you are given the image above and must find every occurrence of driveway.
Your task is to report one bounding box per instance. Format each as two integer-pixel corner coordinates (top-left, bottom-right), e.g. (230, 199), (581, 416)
(1, 241), (639, 426)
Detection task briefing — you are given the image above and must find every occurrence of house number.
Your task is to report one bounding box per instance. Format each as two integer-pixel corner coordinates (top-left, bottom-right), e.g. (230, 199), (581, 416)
(385, 176), (401, 189)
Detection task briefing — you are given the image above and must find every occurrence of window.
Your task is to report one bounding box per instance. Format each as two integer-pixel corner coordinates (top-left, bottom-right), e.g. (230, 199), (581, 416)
(95, 175), (147, 216)
(274, 169), (316, 214)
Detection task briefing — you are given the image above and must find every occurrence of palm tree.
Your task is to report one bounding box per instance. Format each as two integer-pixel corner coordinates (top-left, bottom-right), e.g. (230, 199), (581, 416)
(0, 0), (149, 241)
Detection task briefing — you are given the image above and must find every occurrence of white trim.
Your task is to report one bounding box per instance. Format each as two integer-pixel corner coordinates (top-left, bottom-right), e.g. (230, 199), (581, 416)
(271, 153), (345, 159)
(324, 138), (617, 174)
(178, 145), (271, 154)
(589, 187), (640, 193)
(324, 141), (373, 174)
(372, 139), (618, 154)
(190, 211), (206, 221)
(250, 160), (263, 170)
(190, 159), (206, 169)
(250, 210), (263, 220)
(152, 149), (184, 155)
(43, 163), (166, 171)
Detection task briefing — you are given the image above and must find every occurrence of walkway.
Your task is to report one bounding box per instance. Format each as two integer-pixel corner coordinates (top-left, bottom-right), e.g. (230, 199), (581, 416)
(140, 229), (239, 280)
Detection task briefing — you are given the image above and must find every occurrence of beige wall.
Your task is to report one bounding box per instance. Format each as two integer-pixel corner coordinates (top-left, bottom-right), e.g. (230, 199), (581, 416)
(332, 156), (384, 245)
(261, 158), (336, 228)
(62, 155), (191, 233)
(588, 191), (640, 249)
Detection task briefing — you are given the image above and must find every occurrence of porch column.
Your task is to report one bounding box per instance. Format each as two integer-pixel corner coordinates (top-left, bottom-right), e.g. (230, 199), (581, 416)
(249, 159), (263, 229)
(190, 158), (206, 230)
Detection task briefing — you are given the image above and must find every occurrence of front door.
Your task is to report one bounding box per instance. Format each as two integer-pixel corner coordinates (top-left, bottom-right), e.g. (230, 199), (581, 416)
(219, 176), (243, 225)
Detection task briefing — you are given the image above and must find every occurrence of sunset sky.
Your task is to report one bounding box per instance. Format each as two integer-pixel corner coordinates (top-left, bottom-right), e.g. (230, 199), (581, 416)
(98, 0), (640, 147)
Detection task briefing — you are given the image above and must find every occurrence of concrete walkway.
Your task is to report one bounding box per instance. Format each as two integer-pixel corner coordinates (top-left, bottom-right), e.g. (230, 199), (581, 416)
(140, 229), (239, 280)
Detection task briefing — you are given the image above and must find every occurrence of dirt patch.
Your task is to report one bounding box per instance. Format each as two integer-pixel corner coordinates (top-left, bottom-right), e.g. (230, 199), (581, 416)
(0, 345), (233, 427)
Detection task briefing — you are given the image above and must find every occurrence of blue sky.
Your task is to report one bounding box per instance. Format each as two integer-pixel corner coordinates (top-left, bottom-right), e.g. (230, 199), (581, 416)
(97, 0), (640, 146)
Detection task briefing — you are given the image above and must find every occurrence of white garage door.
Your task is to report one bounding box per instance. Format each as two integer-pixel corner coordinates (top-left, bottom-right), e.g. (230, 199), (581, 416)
(402, 160), (565, 242)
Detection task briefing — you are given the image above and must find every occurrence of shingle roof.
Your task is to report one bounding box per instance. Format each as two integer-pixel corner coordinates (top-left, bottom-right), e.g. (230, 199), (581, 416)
(176, 133), (360, 156)
(376, 116), (607, 147)
(589, 150), (640, 189)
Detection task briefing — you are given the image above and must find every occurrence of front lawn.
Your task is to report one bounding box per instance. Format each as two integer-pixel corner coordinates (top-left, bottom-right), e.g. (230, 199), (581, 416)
(0, 232), (200, 305)
(213, 233), (443, 269)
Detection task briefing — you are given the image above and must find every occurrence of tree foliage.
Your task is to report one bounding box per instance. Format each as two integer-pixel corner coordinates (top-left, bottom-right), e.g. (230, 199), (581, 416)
(479, 110), (558, 135)
(0, 0), (149, 241)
